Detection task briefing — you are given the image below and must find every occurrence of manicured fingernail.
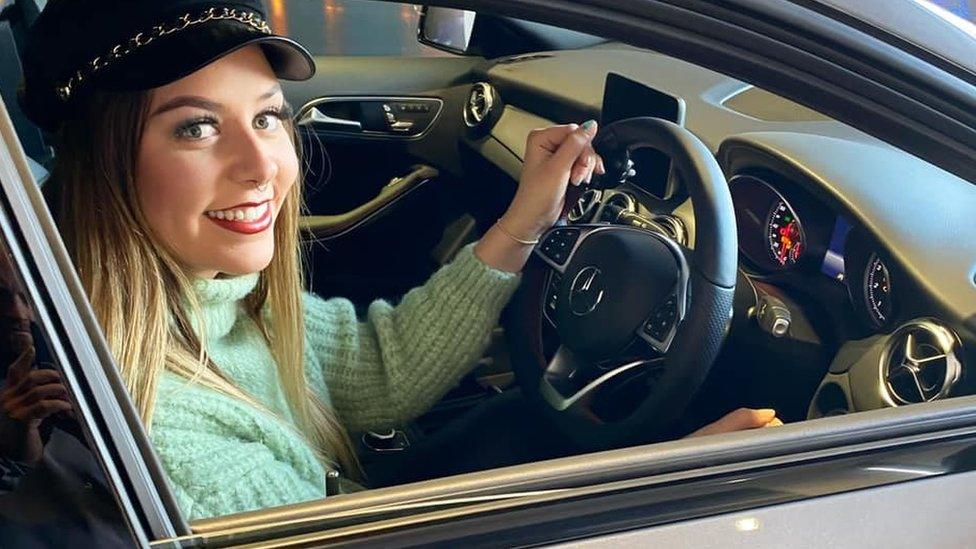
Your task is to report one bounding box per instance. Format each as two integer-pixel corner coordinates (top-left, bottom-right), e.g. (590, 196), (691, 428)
(581, 120), (597, 135)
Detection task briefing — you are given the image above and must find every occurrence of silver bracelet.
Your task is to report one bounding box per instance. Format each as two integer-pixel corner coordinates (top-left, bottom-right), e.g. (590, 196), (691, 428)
(496, 220), (540, 245)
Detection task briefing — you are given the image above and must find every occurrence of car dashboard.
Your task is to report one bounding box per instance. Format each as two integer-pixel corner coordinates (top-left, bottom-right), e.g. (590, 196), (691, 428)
(456, 45), (976, 420)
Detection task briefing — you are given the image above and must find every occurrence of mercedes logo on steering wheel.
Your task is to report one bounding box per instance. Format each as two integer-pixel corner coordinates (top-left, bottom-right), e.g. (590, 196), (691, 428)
(569, 266), (605, 316)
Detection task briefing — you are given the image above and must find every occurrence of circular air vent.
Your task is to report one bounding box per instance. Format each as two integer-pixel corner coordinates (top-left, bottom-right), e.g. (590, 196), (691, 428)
(880, 319), (963, 405)
(568, 189), (602, 223)
(464, 82), (495, 127)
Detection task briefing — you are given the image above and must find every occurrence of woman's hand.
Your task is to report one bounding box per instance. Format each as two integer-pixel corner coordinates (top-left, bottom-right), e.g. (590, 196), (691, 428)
(685, 408), (784, 438)
(475, 121), (605, 273)
(0, 347), (72, 464)
(502, 121), (605, 239)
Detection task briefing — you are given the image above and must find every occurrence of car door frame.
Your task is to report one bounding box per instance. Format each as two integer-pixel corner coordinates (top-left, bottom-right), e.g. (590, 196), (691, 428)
(0, 101), (188, 542)
(0, 0), (974, 546)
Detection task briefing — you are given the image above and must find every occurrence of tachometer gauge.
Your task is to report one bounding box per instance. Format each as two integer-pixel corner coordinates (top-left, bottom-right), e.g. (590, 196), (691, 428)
(766, 200), (804, 267)
(864, 253), (893, 326)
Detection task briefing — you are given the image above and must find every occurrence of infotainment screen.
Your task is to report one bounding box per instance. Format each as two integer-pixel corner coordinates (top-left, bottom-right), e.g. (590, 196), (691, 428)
(602, 73), (684, 125)
(600, 73), (685, 198)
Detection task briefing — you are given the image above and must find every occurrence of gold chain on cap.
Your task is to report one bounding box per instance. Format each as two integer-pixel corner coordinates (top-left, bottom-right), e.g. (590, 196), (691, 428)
(56, 7), (273, 102)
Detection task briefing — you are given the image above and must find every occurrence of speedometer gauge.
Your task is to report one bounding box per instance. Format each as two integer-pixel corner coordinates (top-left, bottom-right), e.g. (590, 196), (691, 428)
(766, 200), (804, 267)
(864, 253), (893, 326)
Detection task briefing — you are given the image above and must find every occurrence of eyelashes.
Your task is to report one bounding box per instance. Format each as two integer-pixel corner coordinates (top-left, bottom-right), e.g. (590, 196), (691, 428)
(173, 104), (293, 140)
(266, 103), (294, 120)
(174, 115), (218, 140)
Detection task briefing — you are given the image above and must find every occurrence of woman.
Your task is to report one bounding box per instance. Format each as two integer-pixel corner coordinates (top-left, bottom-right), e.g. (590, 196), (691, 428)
(6, 0), (780, 520)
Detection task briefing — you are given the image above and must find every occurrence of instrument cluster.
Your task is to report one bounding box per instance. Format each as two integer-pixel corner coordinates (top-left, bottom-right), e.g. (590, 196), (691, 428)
(729, 172), (899, 330)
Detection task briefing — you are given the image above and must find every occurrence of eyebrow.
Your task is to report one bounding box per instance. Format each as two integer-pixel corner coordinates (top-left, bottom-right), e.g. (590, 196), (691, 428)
(149, 83), (283, 118)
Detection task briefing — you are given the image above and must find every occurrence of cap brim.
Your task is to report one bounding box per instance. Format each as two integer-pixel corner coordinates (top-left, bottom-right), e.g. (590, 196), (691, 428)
(96, 21), (315, 92)
(254, 36), (316, 81)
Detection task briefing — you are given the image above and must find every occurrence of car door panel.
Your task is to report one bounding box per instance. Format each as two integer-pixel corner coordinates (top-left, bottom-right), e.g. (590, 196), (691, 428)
(286, 56), (483, 304)
(298, 96), (444, 139)
(300, 164), (439, 241)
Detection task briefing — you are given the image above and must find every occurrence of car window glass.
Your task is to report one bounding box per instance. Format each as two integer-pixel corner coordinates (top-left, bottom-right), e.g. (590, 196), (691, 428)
(0, 233), (131, 547)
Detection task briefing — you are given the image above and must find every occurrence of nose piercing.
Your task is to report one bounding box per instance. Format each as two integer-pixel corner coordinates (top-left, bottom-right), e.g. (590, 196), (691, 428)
(256, 179), (270, 192)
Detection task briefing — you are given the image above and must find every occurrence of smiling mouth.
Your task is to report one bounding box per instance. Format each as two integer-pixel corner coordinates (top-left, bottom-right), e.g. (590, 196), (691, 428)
(205, 201), (270, 221)
(204, 201), (273, 235)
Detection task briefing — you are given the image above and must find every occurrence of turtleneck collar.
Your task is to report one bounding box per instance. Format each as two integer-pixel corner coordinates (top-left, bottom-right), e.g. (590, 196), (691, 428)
(189, 273), (260, 342)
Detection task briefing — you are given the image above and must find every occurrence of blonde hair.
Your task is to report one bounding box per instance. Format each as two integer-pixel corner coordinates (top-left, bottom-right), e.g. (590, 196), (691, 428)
(46, 89), (359, 478)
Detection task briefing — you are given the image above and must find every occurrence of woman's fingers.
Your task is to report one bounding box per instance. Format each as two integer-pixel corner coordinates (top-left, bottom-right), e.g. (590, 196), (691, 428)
(551, 121), (598, 171)
(523, 123), (581, 163)
(764, 418), (784, 428)
(584, 154), (596, 184)
(523, 122), (603, 189)
(576, 148), (608, 185)
(686, 408), (780, 438)
(569, 148), (605, 186)
(570, 155), (591, 187)
(715, 407), (777, 431)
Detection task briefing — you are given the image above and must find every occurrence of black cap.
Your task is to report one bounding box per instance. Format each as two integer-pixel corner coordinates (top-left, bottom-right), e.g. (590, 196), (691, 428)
(19, 0), (315, 133)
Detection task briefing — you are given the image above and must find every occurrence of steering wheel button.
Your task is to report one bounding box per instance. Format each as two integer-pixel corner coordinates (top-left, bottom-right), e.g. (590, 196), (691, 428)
(645, 322), (665, 341)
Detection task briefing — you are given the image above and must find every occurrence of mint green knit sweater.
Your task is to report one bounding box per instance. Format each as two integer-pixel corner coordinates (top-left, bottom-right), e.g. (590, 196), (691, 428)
(149, 244), (520, 520)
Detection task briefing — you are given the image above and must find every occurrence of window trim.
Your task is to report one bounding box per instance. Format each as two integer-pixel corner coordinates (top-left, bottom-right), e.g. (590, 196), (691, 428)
(796, 0), (976, 84)
(275, 430), (976, 547)
(180, 406), (976, 545)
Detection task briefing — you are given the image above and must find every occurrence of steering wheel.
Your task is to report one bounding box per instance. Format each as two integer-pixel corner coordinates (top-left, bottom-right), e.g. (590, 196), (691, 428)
(505, 117), (738, 450)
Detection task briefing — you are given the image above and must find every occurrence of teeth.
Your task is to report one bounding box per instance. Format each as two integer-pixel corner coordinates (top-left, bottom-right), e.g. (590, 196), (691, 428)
(206, 202), (270, 222)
